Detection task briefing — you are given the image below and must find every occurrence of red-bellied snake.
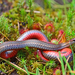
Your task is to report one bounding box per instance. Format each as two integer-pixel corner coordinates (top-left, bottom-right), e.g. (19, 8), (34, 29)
(0, 30), (75, 62)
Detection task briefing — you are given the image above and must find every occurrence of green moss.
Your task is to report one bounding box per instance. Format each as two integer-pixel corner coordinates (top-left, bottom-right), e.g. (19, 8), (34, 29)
(0, 16), (11, 34)
(0, 0), (75, 75)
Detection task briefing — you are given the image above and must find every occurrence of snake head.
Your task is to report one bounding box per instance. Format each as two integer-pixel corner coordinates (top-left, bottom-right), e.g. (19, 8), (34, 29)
(68, 38), (75, 45)
(70, 38), (75, 44)
(72, 38), (75, 41)
(69, 38), (75, 41)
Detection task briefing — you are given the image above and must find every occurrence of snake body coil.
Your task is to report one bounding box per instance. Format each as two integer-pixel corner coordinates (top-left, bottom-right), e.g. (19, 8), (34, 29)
(0, 30), (75, 62)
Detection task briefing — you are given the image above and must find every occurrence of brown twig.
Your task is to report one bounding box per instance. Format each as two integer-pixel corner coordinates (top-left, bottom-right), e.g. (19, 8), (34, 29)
(7, 68), (15, 75)
(70, 71), (75, 73)
(15, 57), (21, 62)
(0, 31), (10, 41)
(57, 57), (61, 64)
(65, 56), (71, 71)
(0, 57), (27, 74)
(26, 10), (40, 13)
(39, 61), (46, 64)
(18, 21), (20, 32)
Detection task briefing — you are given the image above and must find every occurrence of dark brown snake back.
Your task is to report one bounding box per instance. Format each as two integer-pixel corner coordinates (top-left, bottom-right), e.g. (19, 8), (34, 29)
(0, 39), (75, 53)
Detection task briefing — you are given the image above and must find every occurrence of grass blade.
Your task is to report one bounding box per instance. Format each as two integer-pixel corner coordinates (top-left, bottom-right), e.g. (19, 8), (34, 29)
(0, 57), (27, 73)
(24, 65), (30, 75)
(70, 45), (75, 71)
(59, 51), (65, 75)
(36, 68), (40, 75)
(63, 56), (73, 75)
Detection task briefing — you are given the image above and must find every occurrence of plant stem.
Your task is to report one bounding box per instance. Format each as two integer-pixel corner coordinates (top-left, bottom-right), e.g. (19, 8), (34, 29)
(0, 31), (10, 41)
(59, 51), (66, 75)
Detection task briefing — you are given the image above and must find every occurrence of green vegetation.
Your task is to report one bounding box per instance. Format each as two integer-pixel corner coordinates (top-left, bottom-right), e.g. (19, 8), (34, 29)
(0, 16), (11, 34)
(0, 0), (75, 75)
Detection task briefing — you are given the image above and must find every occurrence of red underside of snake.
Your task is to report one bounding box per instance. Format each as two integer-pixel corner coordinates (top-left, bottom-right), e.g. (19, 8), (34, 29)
(0, 30), (73, 62)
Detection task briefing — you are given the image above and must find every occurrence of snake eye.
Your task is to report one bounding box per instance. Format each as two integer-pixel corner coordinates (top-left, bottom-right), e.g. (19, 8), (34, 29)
(71, 38), (75, 42)
(73, 39), (75, 41)
(73, 38), (75, 41)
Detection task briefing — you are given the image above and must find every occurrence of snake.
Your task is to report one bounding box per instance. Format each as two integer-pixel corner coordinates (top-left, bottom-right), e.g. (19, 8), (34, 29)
(0, 30), (75, 62)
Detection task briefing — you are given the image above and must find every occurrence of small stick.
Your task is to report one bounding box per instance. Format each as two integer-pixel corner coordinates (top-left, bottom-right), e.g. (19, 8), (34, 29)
(57, 57), (61, 63)
(70, 71), (75, 73)
(26, 10), (40, 13)
(15, 57), (21, 62)
(0, 31), (10, 41)
(0, 57), (27, 74)
(65, 56), (71, 71)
